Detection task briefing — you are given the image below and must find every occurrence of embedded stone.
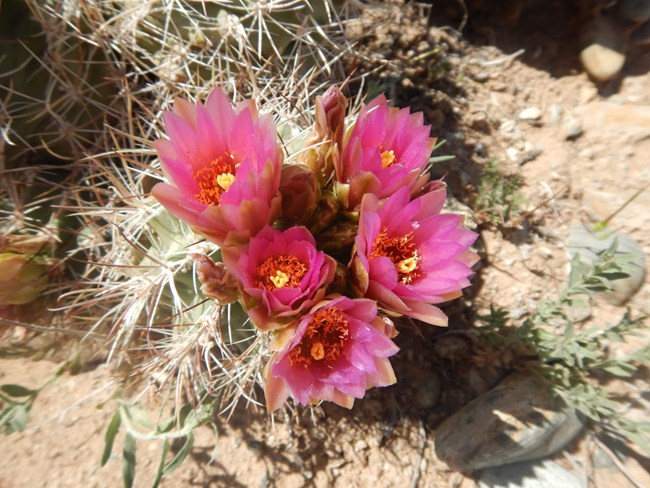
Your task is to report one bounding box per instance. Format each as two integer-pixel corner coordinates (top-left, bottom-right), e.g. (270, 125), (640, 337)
(434, 372), (583, 471)
(580, 18), (627, 82)
(478, 459), (587, 488)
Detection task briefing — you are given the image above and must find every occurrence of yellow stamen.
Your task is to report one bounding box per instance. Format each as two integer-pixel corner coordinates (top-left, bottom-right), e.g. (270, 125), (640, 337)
(310, 342), (325, 360)
(381, 149), (396, 168)
(216, 172), (235, 191)
(269, 270), (290, 289)
(397, 256), (419, 274)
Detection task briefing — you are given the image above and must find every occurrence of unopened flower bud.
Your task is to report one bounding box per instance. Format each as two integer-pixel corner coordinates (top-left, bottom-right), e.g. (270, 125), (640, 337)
(317, 221), (358, 255)
(279, 164), (321, 225)
(192, 254), (239, 305)
(0, 253), (49, 306)
(307, 193), (340, 235)
(314, 86), (347, 146)
(300, 86), (348, 183)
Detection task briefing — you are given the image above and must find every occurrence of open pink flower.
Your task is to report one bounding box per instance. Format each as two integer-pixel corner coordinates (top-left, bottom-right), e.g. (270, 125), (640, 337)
(335, 95), (435, 211)
(151, 87), (283, 246)
(350, 185), (479, 326)
(264, 296), (399, 410)
(222, 226), (336, 331)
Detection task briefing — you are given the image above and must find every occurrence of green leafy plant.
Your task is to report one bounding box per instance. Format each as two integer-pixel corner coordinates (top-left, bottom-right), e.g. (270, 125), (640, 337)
(476, 241), (650, 452)
(470, 159), (524, 227)
(101, 400), (217, 488)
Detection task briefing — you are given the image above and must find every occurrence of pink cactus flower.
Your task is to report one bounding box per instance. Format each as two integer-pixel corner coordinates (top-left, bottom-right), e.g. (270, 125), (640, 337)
(335, 95), (436, 211)
(264, 296), (399, 410)
(222, 226), (337, 331)
(151, 87), (283, 246)
(350, 185), (479, 326)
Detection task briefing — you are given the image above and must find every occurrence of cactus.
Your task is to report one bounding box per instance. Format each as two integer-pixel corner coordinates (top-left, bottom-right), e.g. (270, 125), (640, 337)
(2, 0), (368, 422)
(45, 0), (357, 412)
(0, 1), (122, 168)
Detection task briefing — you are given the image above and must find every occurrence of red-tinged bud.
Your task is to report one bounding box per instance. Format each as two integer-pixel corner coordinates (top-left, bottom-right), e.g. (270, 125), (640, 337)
(279, 164), (321, 225)
(192, 254), (239, 305)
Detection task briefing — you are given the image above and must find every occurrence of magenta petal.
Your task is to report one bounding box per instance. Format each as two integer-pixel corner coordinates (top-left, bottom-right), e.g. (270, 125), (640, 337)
(172, 97), (197, 126)
(404, 301), (448, 326)
(163, 112), (200, 166)
(205, 87), (236, 133)
(151, 183), (203, 227)
(265, 361), (291, 411)
(153, 140), (199, 195)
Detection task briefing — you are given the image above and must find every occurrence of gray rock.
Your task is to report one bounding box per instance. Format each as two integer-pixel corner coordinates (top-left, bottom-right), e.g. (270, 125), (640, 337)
(617, 0), (650, 23)
(580, 17), (628, 82)
(478, 459), (587, 488)
(564, 117), (583, 140)
(518, 145), (543, 165)
(434, 373), (583, 471)
(566, 225), (647, 306)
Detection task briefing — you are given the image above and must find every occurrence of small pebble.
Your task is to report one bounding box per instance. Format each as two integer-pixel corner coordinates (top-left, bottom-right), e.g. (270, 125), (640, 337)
(547, 104), (563, 125)
(500, 119), (516, 133)
(474, 141), (487, 157)
(517, 144), (543, 165)
(474, 71), (490, 82)
(564, 117), (583, 139)
(518, 107), (543, 122)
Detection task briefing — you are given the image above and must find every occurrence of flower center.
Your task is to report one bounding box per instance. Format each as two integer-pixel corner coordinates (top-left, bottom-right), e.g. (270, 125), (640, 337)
(380, 149), (397, 168)
(193, 153), (237, 206)
(255, 255), (308, 291)
(289, 308), (350, 368)
(370, 228), (421, 284)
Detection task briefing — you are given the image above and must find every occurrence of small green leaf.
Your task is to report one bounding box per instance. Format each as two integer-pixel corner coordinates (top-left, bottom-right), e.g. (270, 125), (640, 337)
(124, 403), (152, 429)
(163, 433), (195, 476)
(0, 384), (37, 398)
(122, 433), (137, 488)
(151, 440), (170, 488)
(101, 410), (121, 467)
(0, 404), (30, 434)
(595, 361), (636, 377)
